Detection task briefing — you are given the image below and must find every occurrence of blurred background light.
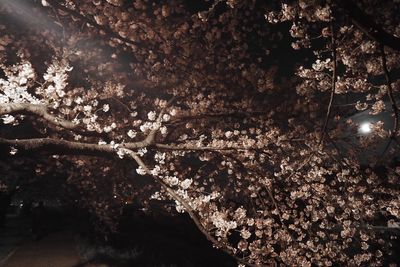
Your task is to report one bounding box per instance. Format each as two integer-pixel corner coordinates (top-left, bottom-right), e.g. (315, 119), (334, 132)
(359, 122), (372, 134)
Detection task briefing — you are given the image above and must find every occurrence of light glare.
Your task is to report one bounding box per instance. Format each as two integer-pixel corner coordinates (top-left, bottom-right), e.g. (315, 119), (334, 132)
(360, 122), (372, 134)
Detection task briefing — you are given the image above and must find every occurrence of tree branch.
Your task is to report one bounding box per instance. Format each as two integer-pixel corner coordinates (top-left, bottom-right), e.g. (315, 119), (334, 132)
(155, 143), (249, 151)
(168, 110), (269, 124)
(319, 23), (337, 145)
(155, 138), (305, 151)
(125, 150), (258, 267)
(380, 44), (399, 138)
(44, 0), (141, 47)
(379, 44), (399, 159)
(0, 136), (256, 266)
(0, 136), (156, 157)
(0, 103), (77, 130)
(337, 0), (400, 51)
(146, 98), (175, 145)
(0, 98), (177, 154)
(0, 137), (113, 156)
(222, 153), (295, 243)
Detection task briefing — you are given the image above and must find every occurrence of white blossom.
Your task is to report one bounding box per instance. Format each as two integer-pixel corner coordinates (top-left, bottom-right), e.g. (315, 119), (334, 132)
(169, 108), (177, 116)
(0, 61), (41, 105)
(138, 148), (147, 156)
(109, 141), (119, 150)
(75, 97), (83, 104)
(150, 191), (162, 200)
(147, 111), (157, 121)
(162, 113), (171, 121)
(180, 178), (192, 189)
(210, 211), (238, 234)
(136, 166), (146, 175)
(160, 126), (167, 135)
(9, 147), (18, 155)
(127, 129), (137, 138)
(165, 176), (179, 186)
(140, 122), (153, 133)
(150, 165), (161, 176)
(240, 229), (251, 239)
(154, 152), (166, 164)
(175, 201), (185, 213)
(225, 131), (233, 138)
(116, 149), (125, 159)
(103, 126), (112, 133)
(355, 101), (368, 111)
(83, 105), (92, 112)
(2, 115), (15, 124)
(102, 104), (110, 112)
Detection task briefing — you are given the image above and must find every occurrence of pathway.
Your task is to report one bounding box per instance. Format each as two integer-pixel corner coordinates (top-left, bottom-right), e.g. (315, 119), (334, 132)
(0, 214), (30, 265)
(1, 231), (82, 267)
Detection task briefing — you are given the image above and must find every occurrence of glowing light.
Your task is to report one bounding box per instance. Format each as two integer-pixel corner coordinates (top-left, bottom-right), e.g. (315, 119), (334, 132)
(359, 122), (372, 134)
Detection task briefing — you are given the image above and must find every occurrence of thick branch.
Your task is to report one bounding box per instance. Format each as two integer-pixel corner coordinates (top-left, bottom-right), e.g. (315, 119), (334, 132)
(0, 103), (77, 130)
(0, 136), (257, 265)
(0, 137), (113, 156)
(0, 137), (152, 157)
(0, 99), (176, 154)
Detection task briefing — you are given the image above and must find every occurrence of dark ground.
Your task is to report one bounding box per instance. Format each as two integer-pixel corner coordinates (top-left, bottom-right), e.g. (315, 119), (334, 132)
(0, 205), (236, 267)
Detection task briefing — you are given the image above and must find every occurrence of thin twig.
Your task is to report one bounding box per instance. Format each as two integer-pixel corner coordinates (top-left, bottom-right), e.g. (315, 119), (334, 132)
(319, 22), (337, 145)
(381, 45), (399, 137)
(379, 44), (399, 159)
(45, 0), (141, 47)
(126, 150), (258, 267)
(221, 153), (295, 242)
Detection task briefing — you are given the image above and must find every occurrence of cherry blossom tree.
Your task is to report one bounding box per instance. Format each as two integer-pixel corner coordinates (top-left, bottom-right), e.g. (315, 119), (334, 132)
(0, 0), (399, 266)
